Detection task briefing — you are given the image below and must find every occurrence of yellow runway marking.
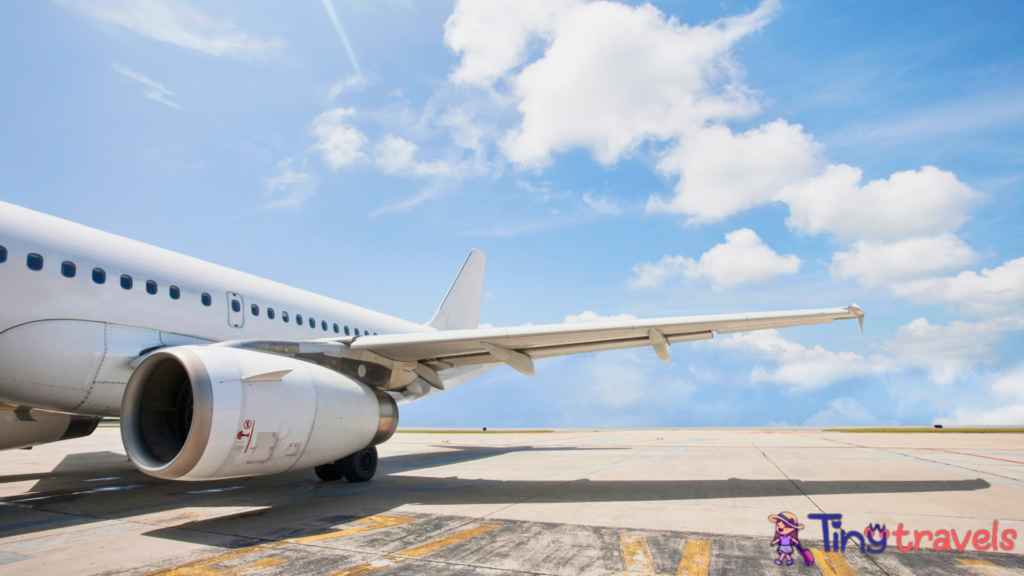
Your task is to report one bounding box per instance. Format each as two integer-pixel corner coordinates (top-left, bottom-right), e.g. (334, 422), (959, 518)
(142, 515), (415, 576)
(329, 523), (501, 575)
(676, 540), (710, 576)
(811, 548), (858, 576)
(958, 559), (1020, 576)
(620, 534), (657, 574)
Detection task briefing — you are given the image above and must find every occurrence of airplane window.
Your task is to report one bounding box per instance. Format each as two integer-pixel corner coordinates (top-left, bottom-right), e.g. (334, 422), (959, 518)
(344, 326), (350, 336)
(0, 245), (6, 263)
(321, 320), (327, 331)
(27, 253), (43, 271)
(201, 293), (212, 306)
(333, 323), (339, 334)
(61, 261), (76, 278)
(282, 311), (289, 322)
(354, 328), (360, 336)
(169, 285), (180, 299)
(296, 314), (303, 325)
(92, 268), (106, 284)
(146, 280), (158, 295)
(231, 299), (241, 313)
(251, 304), (260, 316)
(374, 332), (378, 335)
(309, 317), (315, 328)
(120, 275), (133, 290)
(267, 307), (275, 320)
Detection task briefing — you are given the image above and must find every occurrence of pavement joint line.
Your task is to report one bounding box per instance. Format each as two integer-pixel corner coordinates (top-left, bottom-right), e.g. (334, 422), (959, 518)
(745, 437), (826, 515)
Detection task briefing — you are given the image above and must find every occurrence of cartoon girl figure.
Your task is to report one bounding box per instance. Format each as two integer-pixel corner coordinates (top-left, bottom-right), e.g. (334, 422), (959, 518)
(769, 512), (804, 566)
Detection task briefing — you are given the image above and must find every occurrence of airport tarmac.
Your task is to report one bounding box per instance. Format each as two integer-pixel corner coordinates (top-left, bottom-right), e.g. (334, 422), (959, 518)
(1, 427), (1023, 575)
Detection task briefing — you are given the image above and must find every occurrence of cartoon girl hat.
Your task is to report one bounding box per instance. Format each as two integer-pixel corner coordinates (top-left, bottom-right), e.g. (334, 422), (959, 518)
(769, 512), (804, 530)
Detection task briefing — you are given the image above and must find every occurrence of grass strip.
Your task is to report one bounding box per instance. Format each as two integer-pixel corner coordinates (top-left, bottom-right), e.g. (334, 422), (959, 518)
(824, 428), (1024, 433)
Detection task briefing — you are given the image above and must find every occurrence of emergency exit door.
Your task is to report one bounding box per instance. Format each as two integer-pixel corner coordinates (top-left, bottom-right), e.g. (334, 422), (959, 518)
(227, 291), (245, 328)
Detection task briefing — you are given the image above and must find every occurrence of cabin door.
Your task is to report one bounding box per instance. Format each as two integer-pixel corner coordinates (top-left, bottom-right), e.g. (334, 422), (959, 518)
(227, 291), (245, 328)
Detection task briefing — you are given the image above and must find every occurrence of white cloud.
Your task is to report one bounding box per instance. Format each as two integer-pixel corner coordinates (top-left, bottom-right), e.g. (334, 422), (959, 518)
(263, 159), (317, 208)
(312, 108), (367, 169)
(564, 311), (637, 324)
(936, 366), (1024, 425)
(647, 121), (822, 223)
(582, 192), (622, 215)
(830, 233), (978, 288)
(881, 316), (1024, 386)
(889, 257), (1024, 316)
(58, 0), (283, 58)
(629, 229), (800, 291)
(329, 74), (367, 99)
(446, 0), (777, 168)
(781, 164), (981, 241)
(113, 65), (180, 109)
(804, 397), (883, 427)
(713, 329), (895, 392)
(374, 135), (455, 177)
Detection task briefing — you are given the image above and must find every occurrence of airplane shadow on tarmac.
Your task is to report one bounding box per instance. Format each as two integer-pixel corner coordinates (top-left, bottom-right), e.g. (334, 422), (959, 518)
(0, 444), (994, 547)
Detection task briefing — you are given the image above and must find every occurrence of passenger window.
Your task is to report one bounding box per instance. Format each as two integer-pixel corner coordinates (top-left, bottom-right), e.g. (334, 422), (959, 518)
(354, 328), (360, 336)
(231, 299), (241, 312)
(93, 268), (106, 284)
(344, 326), (350, 336)
(333, 323), (339, 334)
(146, 280), (157, 295)
(309, 317), (315, 328)
(282, 311), (289, 322)
(120, 275), (133, 290)
(0, 245), (6, 263)
(374, 332), (378, 336)
(296, 314), (303, 325)
(61, 261), (76, 278)
(27, 253), (43, 271)
(170, 285), (180, 299)
(268, 307), (275, 320)
(201, 293), (212, 306)
(321, 320), (327, 331)
(251, 304), (260, 316)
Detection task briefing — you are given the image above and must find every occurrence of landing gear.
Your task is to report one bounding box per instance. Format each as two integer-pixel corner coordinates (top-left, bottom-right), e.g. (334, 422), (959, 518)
(314, 446), (378, 482)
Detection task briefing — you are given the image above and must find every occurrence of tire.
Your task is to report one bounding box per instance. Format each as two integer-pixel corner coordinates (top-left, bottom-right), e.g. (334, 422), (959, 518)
(338, 446), (377, 482)
(314, 460), (344, 481)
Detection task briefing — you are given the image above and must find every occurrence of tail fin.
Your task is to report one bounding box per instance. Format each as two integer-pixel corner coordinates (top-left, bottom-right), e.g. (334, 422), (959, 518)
(427, 249), (486, 331)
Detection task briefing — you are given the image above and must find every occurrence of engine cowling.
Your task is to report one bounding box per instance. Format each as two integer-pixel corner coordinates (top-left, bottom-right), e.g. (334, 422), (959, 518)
(120, 345), (397, 481)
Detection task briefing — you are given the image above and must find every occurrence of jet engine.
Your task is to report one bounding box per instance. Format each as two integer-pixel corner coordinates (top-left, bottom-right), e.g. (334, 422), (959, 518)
(120, 345), (397, 481)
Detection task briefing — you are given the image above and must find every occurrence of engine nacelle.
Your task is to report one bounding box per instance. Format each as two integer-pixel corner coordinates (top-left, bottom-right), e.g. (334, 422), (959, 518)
(120, 346), (397, 481)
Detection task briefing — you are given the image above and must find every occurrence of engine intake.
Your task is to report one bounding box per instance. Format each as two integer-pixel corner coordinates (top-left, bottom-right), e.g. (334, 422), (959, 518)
(121, 346), (397, 481)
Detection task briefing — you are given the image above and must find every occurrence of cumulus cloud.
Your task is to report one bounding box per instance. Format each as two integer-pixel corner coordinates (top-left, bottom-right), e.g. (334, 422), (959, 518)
(713, 329), (895, 391)
(804, 397), (883, 427)
(629, 229), (800, 291)
(881, 316), (1024, 386)
(374, 135), (455, 177)
(936, 366), (1024, 425)
(781, 165), (981, 242)
(57, 0), (283, 58)
(648, 121), (822, 223)
(113, 65), (180, 109)
(446, 0), (777, 168)
(312, 108), (367, 169)
(564, 311), (637, 323)
(830, 233), (978, 288)
(889, 257), (1024, 316)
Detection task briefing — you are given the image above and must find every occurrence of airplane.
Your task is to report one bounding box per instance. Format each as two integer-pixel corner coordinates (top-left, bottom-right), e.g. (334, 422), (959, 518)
(0, 200), (864, 483)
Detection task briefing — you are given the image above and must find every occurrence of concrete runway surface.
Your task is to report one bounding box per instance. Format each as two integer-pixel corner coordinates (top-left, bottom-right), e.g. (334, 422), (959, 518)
(1, 428), (1023, 575)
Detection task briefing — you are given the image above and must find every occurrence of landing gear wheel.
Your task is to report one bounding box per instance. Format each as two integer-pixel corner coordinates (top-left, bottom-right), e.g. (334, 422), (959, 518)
(314, 460), (344, 481)
(339, 446), (377, 482)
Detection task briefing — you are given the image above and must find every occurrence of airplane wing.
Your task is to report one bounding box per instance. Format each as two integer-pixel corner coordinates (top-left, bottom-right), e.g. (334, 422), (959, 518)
(221, 305), (864, 395)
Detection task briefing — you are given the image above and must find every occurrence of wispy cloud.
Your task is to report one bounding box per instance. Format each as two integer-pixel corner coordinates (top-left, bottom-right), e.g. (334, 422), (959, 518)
(321, 0), (362, 77)
(263, 159), (318, 208)
(58, 0), (283, 59)
(114, 65), (180, 109)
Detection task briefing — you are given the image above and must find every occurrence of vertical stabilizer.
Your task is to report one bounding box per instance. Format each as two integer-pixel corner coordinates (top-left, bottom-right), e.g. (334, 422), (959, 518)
(427, 249), (486, 331)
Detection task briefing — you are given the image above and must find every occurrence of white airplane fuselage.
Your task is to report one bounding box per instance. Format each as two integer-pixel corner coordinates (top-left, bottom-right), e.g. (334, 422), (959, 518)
(0, 201), (430, 418)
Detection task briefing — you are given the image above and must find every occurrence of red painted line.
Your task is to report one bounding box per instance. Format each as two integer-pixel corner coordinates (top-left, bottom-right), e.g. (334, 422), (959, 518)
(244, 420), (255, 453)
(923, 448), (1024, 465)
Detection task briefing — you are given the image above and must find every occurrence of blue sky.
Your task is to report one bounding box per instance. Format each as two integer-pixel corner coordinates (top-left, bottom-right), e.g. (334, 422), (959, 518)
(2, 0), (1023, 427)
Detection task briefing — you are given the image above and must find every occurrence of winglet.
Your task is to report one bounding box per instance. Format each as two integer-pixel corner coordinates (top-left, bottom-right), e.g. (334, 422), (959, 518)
(850, 304), (865, 336)
(427, 249), (486, 331)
